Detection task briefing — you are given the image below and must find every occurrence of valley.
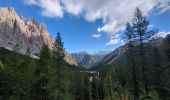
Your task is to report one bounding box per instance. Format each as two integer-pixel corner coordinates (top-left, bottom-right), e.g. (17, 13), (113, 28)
(0, 4), (170, 100)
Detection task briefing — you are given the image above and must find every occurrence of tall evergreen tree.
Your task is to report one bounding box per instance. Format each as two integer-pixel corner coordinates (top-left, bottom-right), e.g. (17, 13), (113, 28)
(133, 7), (157, 95)
(34, 45), (52, 100)
(0, 55), (21, 99)
(104, 74), (114, 100)
(0, 60), (3, 69)
(54, 32), (65, 61)
(163, 34), (170, 98)
(164, 34), (170, 63)
(125, 23), (140, 100)
(15, 60), (34, 100)
(92, 77), (100, 99)
(84, 76), (92, 100)
(152, 47), (163, 88)
(52, 32), (67, 100)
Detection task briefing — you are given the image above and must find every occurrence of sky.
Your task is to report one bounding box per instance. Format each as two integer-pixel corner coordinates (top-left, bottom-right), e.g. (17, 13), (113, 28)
(0, 0), (170, 53)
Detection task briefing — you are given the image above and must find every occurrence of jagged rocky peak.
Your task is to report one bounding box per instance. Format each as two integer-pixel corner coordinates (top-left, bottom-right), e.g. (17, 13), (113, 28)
(0, 7), (54, 55)
(0, 7), (77, 66)
(38, 22), (46, 31)
(28, 18), (37, 25)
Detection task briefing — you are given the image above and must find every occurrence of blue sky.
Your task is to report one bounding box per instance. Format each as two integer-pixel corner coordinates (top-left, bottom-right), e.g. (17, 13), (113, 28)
(0, 0), (170, 53)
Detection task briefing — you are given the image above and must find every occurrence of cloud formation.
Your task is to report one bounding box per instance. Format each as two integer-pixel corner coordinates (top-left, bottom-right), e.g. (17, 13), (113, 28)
(106, 39), (120, 46)
(154, 32), (170, 38)
(24, 0), (170, 45)
(24, 0), (63, 17)
(91, 34), (102, 38)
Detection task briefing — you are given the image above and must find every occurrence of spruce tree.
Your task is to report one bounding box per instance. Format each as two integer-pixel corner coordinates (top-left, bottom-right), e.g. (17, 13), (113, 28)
(17, 56), (36, 100)
(104, 74), (114, 100)
(152, 47), (163, 88)
(133, 7), (157, 95)
(92, 77), (102, 99)
(34, 45), (52, 100)
(163, 34), (170, 98)
(52, 32), (66, 99)
(54, 32), (65, 61)
(84, 76), (92, 100)
(125, 23), (139, 100)
(164, 34), (170, 63)
(0, 60), (3, 69)
(15, 61), (34, 100)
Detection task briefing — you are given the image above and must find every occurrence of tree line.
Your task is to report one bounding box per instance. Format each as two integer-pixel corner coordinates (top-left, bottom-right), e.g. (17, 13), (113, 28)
(0, 33), (92, 100)
(91, 8), (170, 100)
(0, 8), (170, 100)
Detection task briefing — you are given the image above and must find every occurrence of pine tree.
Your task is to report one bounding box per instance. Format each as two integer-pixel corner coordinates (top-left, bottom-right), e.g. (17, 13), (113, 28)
(84, 76), (92, 100)
(54, 32), (65, 61)
(152, 47), (163, 88)
(0, 60), (3, 69)
(0, 65), (16, 99)
(125, 23), (139, 100)
(52, 32), (66, 99)
(164, 34), (170, 63)
(92, 76), (104, 100)
(15, 60), (34, 100)
(34, 45), (52, 100)
(16, 56), (36, 100)
(133, 7), (157, 95)
(104, 74), (114, 100)
(163, 34), (170, 98)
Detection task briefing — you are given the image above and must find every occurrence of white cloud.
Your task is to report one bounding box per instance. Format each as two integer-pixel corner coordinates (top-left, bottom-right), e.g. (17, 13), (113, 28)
(148, 24), (155, 28)
(24, 0), (170, 43)
(91, 34), (102, 38)
(106, 39), (120, 46)
(106, 33), (125, 46)
(159, 6), (170, 14)
(157, 0), (170, 14)
(153, 32), (170, 38)
(24, 0), (63, 18)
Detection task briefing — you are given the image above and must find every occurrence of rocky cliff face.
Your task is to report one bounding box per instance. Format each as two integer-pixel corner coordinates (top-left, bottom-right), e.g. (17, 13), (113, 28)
(65, 52), (78, 66)
(101, 45), (127, 65)
(0, 7), (77, 65)
(0, 7), (54, 55)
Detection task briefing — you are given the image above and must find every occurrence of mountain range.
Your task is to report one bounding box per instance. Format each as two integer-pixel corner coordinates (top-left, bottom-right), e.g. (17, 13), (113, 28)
(70, 51), (109, 68)
(0, 7), (169, 69)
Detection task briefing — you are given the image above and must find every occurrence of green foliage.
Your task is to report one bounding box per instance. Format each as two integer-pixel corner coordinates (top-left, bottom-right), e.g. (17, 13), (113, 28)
(0, 60), (3, 69)
(140, 91), (161, 100)
(0, 44), (90, 100)
(91, 7), (170, 100)
(54, 32), (65, 61)
(33, 45), (53, 100)
(0, 7), (170, 100)
(0, 48), (36, 100)
(164, 34), (170, 62)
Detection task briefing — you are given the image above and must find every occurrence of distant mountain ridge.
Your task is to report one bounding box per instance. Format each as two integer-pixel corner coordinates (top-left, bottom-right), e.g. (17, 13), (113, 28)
(71, 51), (109, 68)
(100, 36), (167, 65)
(101, 45), (128, 65)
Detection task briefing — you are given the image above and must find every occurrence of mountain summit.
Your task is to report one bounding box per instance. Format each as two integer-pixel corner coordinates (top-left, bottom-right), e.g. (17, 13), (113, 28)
(0, 7), (77, 65)
(0, 7), (54, 54)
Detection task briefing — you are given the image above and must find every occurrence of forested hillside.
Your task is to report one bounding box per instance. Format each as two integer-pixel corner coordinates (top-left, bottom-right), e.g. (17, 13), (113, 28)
(0, 33), (92, 100)
(90, 8), (170, 100)
(0, 7), (170, 100)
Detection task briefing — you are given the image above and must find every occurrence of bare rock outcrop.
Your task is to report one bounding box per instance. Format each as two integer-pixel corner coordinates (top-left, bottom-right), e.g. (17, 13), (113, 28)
(0, 7), (54, 55)
(0, 7), (77, 66)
